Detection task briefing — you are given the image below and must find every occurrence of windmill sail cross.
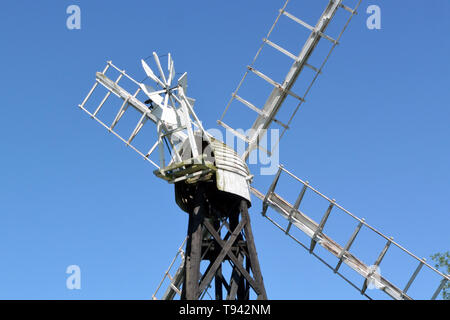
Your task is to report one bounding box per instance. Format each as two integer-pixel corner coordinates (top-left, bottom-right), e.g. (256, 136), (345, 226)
(74, 0), (448, 301)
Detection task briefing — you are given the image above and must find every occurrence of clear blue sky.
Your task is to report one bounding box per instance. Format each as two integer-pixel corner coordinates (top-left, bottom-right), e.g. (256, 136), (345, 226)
(0, 0), (449, 300)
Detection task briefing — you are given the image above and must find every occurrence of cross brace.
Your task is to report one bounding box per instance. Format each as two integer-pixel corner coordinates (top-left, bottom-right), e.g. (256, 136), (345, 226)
(181, 183), (267, 300)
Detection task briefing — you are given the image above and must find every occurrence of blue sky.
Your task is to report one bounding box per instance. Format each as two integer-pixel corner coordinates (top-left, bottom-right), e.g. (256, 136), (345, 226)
(0, 0), (449, 300)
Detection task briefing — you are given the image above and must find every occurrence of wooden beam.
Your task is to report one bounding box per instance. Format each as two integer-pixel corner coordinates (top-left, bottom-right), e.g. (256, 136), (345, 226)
(240, 200), (268, 300)
(181, 184), (206, 300)
(197, 218), (247, 296)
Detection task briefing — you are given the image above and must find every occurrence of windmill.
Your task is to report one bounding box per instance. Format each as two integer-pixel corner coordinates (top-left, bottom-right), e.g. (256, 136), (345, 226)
(77, 0), (449, 300)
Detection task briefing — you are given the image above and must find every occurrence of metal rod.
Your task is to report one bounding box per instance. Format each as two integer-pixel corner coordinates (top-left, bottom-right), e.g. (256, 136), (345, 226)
(272, 118), (290, 130)
(310, 199), (335, 253)
(92, 92), (111, 117)
(79, 81), (99, 109)
(374, 238), (393, 267)
(110, 98), (130, 130)
(262, 165), (283, 216)
(145, 140), (159, 158)
(303, 62), (321, 74)
(153, 237), (187, 300)
(431, 278), (448, 300)
(247, 66), (304, 102)
(403, 259), (425, 294)
(157, 121), (165, 169)
(108, 61), (141, 85)
(285, 182), (308, 234)
(334, 220), (364, 273)
(340, 3), (356, 14)
(92, 73), (124, 117)
(263, 38), (297, 60)
(361, 238), (393, 294)
(282, 10), (338, 44)
(127, 113), (147, 144)
(240, 200), (268, 300)
(217, 120), (250, 143)
(234, 94), (266, 117)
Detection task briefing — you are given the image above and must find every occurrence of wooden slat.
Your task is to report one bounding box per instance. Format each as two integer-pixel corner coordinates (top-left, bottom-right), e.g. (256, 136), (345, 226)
(282, 10), (338, 44)
(217, 120), (250, 143)
(403, 260), (425, 294)
(334, 220), (364, 272)
(263, 38), (297, 60)
(310, 200), (335, 253)
(247, 66), (305, 102)
(431, 279), (448, 300)
(234, 94), (267, 117)
(285, 183), (308, 234)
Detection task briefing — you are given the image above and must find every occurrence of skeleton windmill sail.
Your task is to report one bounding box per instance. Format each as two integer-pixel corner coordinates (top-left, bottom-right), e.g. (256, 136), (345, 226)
(78, 53), (252, 202)
(78, 51), (265, 300)
(218, 0), (359, 160)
